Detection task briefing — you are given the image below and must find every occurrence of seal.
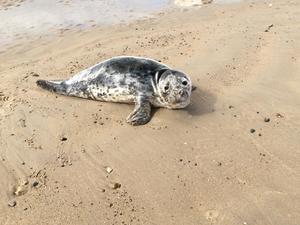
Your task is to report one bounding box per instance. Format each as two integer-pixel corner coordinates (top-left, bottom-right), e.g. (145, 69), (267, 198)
(36, 56), (192, 125)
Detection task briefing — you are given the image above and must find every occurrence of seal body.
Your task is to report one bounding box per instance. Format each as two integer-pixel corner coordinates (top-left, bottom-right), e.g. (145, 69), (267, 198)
(37, 56), (192, 125)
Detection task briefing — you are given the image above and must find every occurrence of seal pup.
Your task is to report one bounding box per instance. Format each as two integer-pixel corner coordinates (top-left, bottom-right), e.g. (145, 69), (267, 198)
(36, 56), (192, 126)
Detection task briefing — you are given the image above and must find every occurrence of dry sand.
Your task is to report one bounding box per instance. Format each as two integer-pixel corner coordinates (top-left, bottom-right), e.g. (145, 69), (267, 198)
(0, 0), (300, 224)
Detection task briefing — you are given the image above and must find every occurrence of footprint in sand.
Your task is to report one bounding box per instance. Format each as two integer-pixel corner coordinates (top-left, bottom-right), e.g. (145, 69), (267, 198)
(0, 92), (9, 102)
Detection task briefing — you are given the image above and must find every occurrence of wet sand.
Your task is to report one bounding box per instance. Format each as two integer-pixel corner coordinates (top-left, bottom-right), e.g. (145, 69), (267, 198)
(0, 0), (300, 224)
(0, 0), (170, 49)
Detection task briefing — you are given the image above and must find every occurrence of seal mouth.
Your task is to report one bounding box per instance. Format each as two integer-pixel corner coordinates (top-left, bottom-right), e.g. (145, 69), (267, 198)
(175, 90), (189, 103)
(165, 90), (190, 109)
(179, 90), (188, 98)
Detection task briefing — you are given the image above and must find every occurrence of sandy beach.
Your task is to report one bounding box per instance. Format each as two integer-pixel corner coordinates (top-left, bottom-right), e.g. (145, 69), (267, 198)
(0, 0), (300, 224)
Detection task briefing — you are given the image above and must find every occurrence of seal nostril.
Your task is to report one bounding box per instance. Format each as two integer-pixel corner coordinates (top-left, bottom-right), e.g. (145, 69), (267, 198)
(182, 81), (188, 86)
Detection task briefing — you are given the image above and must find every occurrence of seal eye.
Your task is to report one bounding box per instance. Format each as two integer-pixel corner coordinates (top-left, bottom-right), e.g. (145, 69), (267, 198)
(182, 80), (188, 86)
(164, 85), (169, 91)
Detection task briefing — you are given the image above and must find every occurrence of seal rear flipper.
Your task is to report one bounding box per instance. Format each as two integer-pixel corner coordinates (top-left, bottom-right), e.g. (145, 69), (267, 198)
(36, 79), (68, 95)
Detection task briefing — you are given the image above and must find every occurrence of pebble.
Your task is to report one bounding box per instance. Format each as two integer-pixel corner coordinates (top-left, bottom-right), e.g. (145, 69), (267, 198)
(61, 137), (67, 141)
(276, 113), (284, 118)
(31, 72), (39, 77)
(250, 129), (256, 133)
(111, 183), (121, 190)
(32, 180), (39, 187)
(264, 117), (270, 122)
(265, 24), (274, 32)
(22, 180), (29, 186)
(106, 167), (113, 174)
(14, 185), (27, 196)
(8, 200), (16, 207)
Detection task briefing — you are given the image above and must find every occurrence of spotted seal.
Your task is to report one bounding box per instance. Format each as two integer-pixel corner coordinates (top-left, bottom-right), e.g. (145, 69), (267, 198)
(36, 56), (192, 125)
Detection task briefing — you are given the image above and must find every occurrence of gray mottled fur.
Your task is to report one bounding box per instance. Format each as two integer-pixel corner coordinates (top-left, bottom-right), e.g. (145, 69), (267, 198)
(37, 56), (192, 125)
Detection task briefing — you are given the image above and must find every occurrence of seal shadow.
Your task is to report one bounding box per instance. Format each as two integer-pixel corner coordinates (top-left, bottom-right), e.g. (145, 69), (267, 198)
(184, 87), (217, 116)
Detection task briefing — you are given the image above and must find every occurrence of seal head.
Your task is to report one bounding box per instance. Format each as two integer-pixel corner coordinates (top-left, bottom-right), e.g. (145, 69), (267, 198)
(154, 69), (192, 109)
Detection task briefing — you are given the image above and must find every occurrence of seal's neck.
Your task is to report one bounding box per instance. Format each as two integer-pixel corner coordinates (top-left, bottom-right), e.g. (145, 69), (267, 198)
(152, 71), (167, 106)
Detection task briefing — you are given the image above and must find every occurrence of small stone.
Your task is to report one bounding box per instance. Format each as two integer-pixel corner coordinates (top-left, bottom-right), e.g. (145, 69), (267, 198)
(61, 137), (67, 141)
(264, 24), (274, 32)
(106, 167), (113, 174)
(276, 113), (284, 118)
(8, 200), (16, 207)
(32, 180), (39, 187)
(264, 117), (270, 122)
(21, 180), (29, 186)
(111, 183), (121, 190)
(250, 129), (256, 133)
(14, 185), (28, 196)
(258, 133), (262, 137)
(228, 105), (234, 109)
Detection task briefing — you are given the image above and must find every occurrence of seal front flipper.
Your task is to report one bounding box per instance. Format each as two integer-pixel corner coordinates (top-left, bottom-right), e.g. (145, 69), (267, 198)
(126, 97), (151, 126)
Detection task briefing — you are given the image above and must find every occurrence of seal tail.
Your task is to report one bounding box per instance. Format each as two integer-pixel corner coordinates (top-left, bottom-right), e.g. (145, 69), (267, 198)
(36, 79), (68, 95)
